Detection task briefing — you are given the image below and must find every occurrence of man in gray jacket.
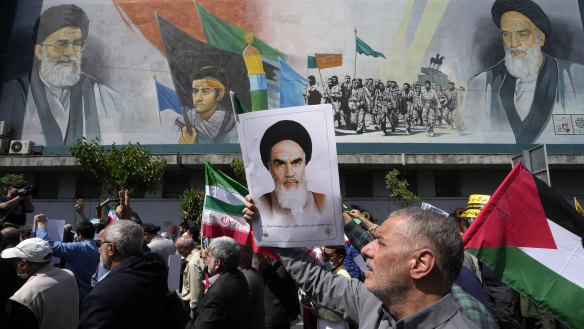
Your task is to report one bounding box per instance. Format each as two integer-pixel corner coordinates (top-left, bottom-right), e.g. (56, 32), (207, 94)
(244, 199), (486, 328)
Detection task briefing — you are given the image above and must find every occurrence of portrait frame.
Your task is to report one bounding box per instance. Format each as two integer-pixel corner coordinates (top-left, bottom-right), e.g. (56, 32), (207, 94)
(236, 104), (343, 247)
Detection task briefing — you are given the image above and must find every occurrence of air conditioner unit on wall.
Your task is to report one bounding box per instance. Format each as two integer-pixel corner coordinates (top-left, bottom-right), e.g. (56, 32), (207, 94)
(9, 140), (35, 155)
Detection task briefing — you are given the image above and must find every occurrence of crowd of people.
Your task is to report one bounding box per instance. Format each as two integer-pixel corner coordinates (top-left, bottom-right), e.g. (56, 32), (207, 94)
(304, 75), (466, 137)
(0, 183), (568, 329)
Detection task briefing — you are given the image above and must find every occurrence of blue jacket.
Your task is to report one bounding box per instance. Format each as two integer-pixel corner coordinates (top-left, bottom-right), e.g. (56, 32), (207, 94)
(36, 226), (100, 300)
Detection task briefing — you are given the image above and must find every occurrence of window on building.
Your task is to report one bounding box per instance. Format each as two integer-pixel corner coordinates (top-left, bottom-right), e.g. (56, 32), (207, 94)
(76, 172), (102, 199)
(163, 170), (191, 198)
(33, 172), (59, 199)
(344, 170), (372, 197)
(434, 170), (461, 197)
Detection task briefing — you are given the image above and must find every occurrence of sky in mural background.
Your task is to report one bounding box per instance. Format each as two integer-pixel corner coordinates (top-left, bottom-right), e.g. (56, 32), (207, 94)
(1, 0), (583, 146)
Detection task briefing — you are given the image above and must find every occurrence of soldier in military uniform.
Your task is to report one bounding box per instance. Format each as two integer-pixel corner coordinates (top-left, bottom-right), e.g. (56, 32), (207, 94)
(328, 76), (343, 128)
(400, 83), (416, 134)
(340, 75), (352, 128)
(436, 85), (447, 126)
(304, 75), (322, 105)
(443, 82), (458, 130)
(413, 84), (423, 126)
(421, 80), (441, 136)
(375, 82), (390, 135)
(388, 81), (401, 132)
(348, 79), (371, 134)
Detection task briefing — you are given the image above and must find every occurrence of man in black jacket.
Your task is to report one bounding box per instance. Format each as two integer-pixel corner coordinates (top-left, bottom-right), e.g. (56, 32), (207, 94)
(195, 236), (250, 329)
(79, 220), (168, 329)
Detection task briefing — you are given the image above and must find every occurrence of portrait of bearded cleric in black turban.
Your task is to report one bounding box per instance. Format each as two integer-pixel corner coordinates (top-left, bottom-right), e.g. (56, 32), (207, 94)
(258, 120), (327, 220)
(466, 0), (584, 145)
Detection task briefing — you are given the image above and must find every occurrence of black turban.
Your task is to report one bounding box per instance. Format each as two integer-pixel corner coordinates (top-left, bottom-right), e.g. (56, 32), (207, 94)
(491, 0), (551, 37)
(259, 120), (312, 170)
(33, 5), (90, 44)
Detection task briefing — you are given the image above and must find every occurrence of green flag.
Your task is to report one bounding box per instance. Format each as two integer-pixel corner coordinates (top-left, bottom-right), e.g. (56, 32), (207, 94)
(195, 3), (286, 62)
(230, 91), (250, 115)
(356, 36), (386, 59)
(307, 55), (318, 69)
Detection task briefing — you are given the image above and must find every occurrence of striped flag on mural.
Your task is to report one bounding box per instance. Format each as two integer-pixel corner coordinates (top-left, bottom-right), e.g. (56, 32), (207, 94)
(243, 33), (268, 111)
(463, 162), (584, 329)
(202, 161), (278, 259)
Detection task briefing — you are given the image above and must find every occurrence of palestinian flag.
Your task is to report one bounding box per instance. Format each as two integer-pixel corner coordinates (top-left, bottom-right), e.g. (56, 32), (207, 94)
(463, 162), (584, 329)
(202, 161), (278, 259)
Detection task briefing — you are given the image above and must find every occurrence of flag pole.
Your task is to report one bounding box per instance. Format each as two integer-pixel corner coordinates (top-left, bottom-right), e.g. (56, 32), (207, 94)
(354, 28), (358, 78)
(153, 74), (161, 124)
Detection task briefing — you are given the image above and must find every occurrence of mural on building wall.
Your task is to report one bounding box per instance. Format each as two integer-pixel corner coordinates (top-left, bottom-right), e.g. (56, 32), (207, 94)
(1, 0), (583, 147)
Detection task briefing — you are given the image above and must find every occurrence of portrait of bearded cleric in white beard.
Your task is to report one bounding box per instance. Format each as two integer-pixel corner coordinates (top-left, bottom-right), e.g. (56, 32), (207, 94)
(258, 120), (326, 221)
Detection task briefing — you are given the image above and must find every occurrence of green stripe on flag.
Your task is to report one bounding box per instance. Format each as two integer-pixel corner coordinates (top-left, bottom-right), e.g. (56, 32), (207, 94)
(195, 2), (286, 62)
(205, 161), (248, 197)
(251, 90), (268, 111)
(467, 246), (584, 329)
(308, 55), (318, 69)
(231, 93), (250, 115)
(204, 195), (246, 217)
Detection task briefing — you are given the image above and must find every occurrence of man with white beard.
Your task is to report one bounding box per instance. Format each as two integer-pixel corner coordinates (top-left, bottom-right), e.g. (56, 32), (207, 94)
(258, 120), (326, 221)
(466, 0), (584, 144)
(0, 4), (126, 146)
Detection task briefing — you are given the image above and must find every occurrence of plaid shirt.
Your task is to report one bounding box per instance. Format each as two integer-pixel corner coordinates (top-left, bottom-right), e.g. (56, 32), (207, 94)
(451, 284), (498, 329)
(343, 242), (364, 281)
(343, 220), (373, 251)
(344, 221), (497, 329)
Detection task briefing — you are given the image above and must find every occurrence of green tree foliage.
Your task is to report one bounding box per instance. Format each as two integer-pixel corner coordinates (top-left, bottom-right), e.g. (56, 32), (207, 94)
(230, 158), (247, 182)
(179, 187), (205, 226)
(70, 137), (166, 197)
(385, 169), (421, 208)
(0, 174), (26, 193)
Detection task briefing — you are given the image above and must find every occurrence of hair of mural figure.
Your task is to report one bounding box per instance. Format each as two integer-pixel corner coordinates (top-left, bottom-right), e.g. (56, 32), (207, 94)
(354, 28), (357, 78)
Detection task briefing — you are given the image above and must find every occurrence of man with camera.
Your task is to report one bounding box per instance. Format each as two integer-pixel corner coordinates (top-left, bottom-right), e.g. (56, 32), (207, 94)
(0, 184), (35, 228)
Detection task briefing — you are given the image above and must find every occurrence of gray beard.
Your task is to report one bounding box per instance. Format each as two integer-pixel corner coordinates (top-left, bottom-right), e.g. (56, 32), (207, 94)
(39, 47), (82, 87)
(504, 40), (542, 79)
(273, 177), (309, 213)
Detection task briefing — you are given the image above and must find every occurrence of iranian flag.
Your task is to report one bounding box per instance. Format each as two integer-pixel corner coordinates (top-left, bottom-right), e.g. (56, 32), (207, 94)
(463, 162), (584, 329)
(202, 161), (278, 259)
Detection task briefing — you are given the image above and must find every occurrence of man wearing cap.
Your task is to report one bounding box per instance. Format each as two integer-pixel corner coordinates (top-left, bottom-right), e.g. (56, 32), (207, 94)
(258, 120), (326, 221)
(467, 0), (584, 144)
(1, 238), (79, 329)
(178, 65), (237, 144)
(0, 4), (127, 146)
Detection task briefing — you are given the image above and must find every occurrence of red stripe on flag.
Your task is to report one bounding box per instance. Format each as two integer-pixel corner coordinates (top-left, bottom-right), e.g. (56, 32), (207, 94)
(246, 227), (280, 261)
(463, 162), (557, 249)
(202, 223), (250, 245)
(202, 223), (279, 260)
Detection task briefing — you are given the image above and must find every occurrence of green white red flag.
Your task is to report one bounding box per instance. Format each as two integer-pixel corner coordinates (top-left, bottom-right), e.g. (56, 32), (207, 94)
(202, 161), (278, 259)
(463, 162), (584, 329)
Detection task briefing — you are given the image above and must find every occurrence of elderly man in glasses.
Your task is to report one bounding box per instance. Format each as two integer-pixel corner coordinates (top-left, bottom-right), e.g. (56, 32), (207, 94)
(0, 4), (127, 146)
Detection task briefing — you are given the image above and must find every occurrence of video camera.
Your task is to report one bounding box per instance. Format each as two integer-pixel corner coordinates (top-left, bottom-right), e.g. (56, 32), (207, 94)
(12, 184), (35, 197)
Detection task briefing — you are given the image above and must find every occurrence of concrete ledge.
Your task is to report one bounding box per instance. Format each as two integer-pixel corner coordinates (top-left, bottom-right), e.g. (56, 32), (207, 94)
(1, 153), (582, 170)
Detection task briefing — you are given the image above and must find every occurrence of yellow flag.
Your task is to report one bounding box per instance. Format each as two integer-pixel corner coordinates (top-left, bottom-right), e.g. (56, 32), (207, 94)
(315, 53), (343, 69)
(575, 197), (584, 216)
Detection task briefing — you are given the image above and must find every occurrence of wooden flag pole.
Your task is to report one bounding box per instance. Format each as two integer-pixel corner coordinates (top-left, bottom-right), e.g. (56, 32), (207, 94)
(354, 28), (358, 78)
